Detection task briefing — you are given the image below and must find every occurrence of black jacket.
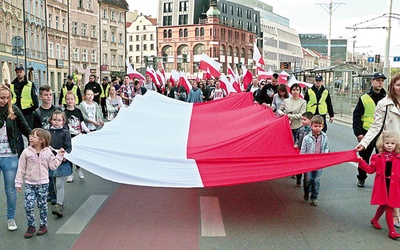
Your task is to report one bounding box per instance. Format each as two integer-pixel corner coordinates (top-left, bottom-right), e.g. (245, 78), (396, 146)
(5, 105), (32, 155)
(352, 87), (386, 137)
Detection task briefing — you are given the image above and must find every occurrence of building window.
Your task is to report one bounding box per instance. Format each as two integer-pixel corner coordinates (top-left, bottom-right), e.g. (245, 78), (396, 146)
(136, 26), (139, 31)
(72, 21), (78, 35)
(168, 29), (172, 38)
(237, 8), (242, 17)
(119, 55), (123, 67)
(73, 48), (79, 61)
(91, 50), (97, 63)
(136, 56), (140, 63)
(143, 34), (147, 40)
(62, 45), (67, 59)
(87, 0), (93, 10)
(82, 49), (88, 62)
(136, 35), (139, 41)
(179, 29), (183, 37)
(78, 0), (83, 8)
(103, 30), (107, 41)
(179, 14), (188, 25)
(143, 44), (147, 51)
(62, 19), (66, 32)
(119, 33), (123, 44)
(136, 45), (140, 51)
(184, 28), (188, 37)
(111, 32), (115, 42)
(150, 34), (154, 40)
(150, 44), (154, 50)
(56, 44), (60, 59)
(118, 13), (123, 22)
(111, 54), (115, 66)
(230, 6), (233, 15)
(179, 0), (189, 11)
(163, 30), (167, 38)
(111, 11), (115, 20)
(129, 35), (133, 42)
(91, 25), (96, 38)
(55, 16), (59, 30)
(103, 9), (107, 19)
(103, 54), (108, 65)
(254, 13), (258, 23)
(200, 27), (204, 36)
(48, 14), (52, 28)
(163, 16), (172, 26)
(49, 42), (54, 58)
(143, 25), (147, 30)
(195, 28), (199, 37)
(129, 45), (133, 51)
(81, 23), (87, 36)
(246, 10), (251, 19)
(163, 2), (172, 12)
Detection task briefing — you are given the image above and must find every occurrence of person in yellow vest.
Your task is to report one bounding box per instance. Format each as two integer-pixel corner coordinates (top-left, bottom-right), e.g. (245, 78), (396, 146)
(10, 66), (39, 154)
(352, 72), (386, 188)
(58, 75), (82, 109)
(304, 75), (334, 132)
(100, 77), (110, 119)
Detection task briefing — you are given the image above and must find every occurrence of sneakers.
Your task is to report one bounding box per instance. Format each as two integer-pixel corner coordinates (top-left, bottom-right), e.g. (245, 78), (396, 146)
(77, 169), (84, 179)
(311, 199), (318, 206)
(36, 225), (47, 236)
(66, 175), (74, 183)
(7, 219), (17, 231)
(52, 203), (64, 217)
(357, 180), (365, 188)
(24, 226), (36, 238)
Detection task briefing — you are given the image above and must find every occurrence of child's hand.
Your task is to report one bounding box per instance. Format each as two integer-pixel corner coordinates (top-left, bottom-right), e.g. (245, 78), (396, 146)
(293, 144), (298, 149)
(16, 187), (22, 193)
(59, 148), (66, 155)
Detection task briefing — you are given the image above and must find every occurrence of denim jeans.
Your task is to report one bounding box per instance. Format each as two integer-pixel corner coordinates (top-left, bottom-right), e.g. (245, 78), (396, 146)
(304, 169), (322, 200)
(0, 155), (18, 220)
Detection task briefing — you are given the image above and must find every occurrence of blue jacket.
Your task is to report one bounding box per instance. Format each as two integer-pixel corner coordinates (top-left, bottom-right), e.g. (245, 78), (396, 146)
(300, 131), (329, 154)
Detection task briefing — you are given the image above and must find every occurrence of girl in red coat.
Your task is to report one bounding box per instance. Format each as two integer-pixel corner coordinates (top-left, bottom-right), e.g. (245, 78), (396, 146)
(359, 131), (400, 240)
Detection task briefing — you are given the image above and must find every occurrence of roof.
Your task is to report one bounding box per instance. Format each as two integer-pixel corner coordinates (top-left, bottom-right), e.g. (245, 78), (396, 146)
(311, 63), (366, 73)
(99, 0), (129, 10)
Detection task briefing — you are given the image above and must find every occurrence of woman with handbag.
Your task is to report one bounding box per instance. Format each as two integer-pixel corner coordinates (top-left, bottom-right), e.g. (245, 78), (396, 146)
(356, 73), (400, 233)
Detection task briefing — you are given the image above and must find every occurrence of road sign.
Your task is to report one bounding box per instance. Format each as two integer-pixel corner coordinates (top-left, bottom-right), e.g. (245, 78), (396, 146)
(12, 48), (24, 56)
(11, 36), (24, 47)
(367, 57), (374, 63)
(394, 56), (400, 62)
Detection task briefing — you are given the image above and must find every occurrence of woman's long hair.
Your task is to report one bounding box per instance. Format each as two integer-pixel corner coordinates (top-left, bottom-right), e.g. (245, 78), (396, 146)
(388, 73), (400, 108)
(0, 84), (16, 120)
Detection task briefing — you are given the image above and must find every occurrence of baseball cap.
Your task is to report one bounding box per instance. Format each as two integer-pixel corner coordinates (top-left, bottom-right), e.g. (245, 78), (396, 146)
(103, 77), (108, 81)
(315, 75), (323, 81)
(373, 72), (386, 80)
(15, 66), (24, 71)
(67, 75), (73, 80)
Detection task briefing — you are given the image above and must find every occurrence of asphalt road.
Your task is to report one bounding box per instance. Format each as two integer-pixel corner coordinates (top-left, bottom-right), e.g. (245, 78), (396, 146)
(1, 121), (399, 249)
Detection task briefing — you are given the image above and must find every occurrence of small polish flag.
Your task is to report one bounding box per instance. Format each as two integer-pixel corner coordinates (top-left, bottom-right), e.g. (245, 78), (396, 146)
(126, 60), (145, 80)
(253, 42), (265, 66)
(199, 53), (221, 78)
(241, 64), (253, 91)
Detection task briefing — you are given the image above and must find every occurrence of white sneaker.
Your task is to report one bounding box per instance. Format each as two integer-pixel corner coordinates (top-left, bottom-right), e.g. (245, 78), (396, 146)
(66, 175), (74, 183)
(77, 169), (84, 179)
(7, 219), (17, 231)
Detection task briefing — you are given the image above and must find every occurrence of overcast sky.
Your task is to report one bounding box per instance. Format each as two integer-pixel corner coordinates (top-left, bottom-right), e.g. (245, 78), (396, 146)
(127, 0), (400, 57)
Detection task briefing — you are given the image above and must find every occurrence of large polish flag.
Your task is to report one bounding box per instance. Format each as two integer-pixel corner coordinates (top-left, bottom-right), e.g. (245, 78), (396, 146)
(199, 53), (221, 78)
(66, 91), (359, 188)
(126, 60), (145, 80)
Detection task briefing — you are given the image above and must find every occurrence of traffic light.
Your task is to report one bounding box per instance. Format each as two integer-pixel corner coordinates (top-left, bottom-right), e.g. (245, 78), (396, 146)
(144, 56), (148, 65)
(182, 54), (187, 63)
(375, 54), (381, 64)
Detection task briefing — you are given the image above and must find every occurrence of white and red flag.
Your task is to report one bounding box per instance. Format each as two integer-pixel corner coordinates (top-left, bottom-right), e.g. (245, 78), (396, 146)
(156, 69), (166, 90)
(126, 59), (145, 80)
(178, 72), (192, 93)
(218, 74), (232, 94)
(66, 91), (359, 188)
(253, 42), (265, 66)
(199, 53), (221, 78)
(146, 66), (161, 88)
(241, 64), (253, 90)
(227, 64), (241, 92)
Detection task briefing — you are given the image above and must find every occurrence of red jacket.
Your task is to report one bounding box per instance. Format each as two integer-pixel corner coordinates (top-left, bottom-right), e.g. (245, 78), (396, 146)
(359, 153), (400, 207)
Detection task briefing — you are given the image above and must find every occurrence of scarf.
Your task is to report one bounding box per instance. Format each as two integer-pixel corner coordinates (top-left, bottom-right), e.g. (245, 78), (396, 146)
(0, 104), (9, 128)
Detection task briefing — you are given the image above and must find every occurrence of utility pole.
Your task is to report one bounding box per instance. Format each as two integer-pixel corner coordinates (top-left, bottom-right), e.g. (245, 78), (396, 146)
(383, 0), (392, 81)
(316, 0), (345, 66)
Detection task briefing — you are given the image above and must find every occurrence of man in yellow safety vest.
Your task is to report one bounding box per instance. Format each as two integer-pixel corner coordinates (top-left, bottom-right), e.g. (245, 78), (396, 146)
(100, 77), (110, 119)
(58, 75), (82, 108)
(304, 75), (334, 132)
(352, 72), (386, 188)
(10, 66), (39, 153)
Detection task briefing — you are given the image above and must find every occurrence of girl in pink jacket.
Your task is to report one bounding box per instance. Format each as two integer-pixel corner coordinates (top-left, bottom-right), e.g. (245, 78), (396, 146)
(15, 128), (65, 238)
(359, 131), (400, 240)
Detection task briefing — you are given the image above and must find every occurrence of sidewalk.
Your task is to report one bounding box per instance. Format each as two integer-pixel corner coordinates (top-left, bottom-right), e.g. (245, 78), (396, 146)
(334, 113), (352, 125)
